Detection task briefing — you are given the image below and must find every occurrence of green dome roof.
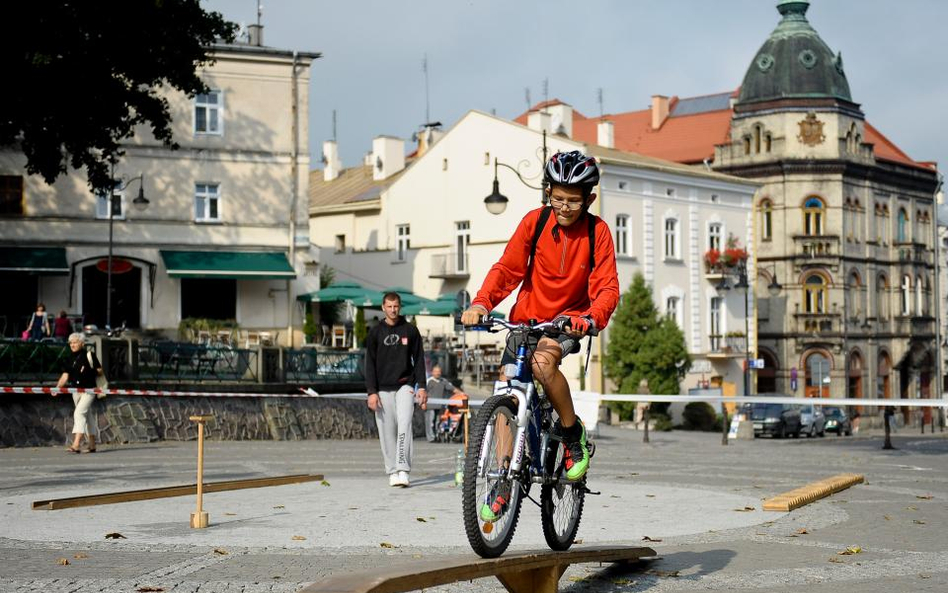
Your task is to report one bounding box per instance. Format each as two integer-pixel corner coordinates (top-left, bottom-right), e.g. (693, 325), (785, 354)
(737, 0), (852, 106)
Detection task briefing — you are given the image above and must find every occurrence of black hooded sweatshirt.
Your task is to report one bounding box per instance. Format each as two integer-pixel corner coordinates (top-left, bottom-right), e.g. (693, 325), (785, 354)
(364, 316), (426, 394)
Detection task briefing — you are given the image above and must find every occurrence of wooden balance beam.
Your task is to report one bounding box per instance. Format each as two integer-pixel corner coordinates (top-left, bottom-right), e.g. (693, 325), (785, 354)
(300, 545), (657, 593)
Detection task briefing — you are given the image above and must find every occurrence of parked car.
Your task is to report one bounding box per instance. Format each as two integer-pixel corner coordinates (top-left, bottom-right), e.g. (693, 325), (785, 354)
(750, 403), (803, 438)
(823, 406), (853, 436)
(798, 403), (826, 438)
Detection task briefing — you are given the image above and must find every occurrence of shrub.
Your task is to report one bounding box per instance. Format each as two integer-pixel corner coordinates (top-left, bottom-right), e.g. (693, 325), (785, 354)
(653, 414), (674, 432)
(682, 402), (718, 431)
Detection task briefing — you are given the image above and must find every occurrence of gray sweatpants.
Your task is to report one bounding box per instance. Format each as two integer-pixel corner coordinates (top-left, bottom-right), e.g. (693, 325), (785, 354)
(374, 385), (415, 475)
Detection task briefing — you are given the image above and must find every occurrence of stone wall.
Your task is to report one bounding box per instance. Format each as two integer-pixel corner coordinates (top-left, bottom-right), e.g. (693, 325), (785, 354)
(0, 395), (425, 447)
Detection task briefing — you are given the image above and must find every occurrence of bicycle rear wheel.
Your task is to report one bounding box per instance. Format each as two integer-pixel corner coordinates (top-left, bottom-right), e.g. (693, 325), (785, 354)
(540, 436), (585, 550)
(462, 395), (523, 558)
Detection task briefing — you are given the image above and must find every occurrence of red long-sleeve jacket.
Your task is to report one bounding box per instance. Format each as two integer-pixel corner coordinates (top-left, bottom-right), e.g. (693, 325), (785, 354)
(472, 207), (620, 330)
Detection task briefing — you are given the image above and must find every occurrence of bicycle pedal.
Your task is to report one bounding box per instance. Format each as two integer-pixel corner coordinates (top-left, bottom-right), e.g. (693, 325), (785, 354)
(582, 486), (601, 495)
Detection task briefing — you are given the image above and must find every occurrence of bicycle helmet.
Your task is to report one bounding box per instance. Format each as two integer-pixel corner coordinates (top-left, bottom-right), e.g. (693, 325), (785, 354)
(543, 150), (600, 190)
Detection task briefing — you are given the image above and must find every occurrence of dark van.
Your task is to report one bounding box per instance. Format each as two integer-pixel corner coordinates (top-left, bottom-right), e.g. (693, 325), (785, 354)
(750, 403), (803, 438)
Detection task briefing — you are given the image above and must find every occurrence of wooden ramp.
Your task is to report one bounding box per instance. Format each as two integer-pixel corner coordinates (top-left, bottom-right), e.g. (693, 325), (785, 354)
(300, 545), (656, 593)
(763, 473), (864, 512)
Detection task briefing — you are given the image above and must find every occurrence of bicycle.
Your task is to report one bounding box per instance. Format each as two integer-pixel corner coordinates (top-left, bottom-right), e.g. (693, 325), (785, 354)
(461, 317), (597, 558)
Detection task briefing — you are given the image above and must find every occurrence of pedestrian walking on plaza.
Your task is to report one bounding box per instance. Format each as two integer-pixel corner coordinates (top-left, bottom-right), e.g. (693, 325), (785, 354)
(365, 292), (427, 487)
(25, 303), (50, 340)
(52, 310), (72, 341)
(54, 333), (104, 453)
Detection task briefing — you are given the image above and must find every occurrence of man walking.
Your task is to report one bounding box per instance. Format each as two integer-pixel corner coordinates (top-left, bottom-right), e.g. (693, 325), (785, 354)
(365, 292), (427, 487)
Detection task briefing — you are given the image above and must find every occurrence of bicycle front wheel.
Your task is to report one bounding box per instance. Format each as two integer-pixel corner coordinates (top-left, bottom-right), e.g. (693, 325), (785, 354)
(461, 394), (523, 558)
(540, 436), (586, 550)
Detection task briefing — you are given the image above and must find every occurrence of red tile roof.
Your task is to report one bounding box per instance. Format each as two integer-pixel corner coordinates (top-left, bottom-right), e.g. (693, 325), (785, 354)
(514, 95), (930, 170)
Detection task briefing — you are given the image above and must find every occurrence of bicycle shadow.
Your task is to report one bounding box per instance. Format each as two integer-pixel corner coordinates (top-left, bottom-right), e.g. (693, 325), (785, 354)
(564, 548), (736, 590)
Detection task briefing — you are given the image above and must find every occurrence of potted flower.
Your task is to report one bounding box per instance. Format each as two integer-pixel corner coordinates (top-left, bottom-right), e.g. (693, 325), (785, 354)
(703, 248), (722, 273)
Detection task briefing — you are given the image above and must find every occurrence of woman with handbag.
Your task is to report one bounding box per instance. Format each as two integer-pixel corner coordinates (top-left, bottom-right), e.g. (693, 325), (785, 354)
(54, 332), (105, 453)
(25, 303), (51, 340)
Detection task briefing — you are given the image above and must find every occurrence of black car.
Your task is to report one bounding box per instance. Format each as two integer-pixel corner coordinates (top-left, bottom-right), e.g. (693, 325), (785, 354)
(822, 406), (853, 436)
(751, 403), (803, 438)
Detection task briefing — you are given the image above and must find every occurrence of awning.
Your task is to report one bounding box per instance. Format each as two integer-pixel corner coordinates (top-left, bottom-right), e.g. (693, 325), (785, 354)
(0, 247), (68, 275)
(160, 250), (296, 279)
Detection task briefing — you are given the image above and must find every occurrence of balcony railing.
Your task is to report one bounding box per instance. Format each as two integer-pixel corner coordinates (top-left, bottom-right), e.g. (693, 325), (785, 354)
(430, 251), (470, 279)
(793, 235), (840, 264)
(894, 316), (934, 336)
(707, 334), (746, 358)
(897, 243), (931, 266)
(793, 312), (839, 334)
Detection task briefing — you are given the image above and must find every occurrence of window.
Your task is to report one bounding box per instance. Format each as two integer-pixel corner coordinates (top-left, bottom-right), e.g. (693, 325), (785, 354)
(194, 183), (221, 222)
(708, 222), (722, 251)
(765, 133), (772, 152)
(615, 215), (629, 256)
(803, 196), (824, 236)
(396, 224), (410, 262)
(897, 208), (908, 243)
(743, 137), (751, 155)
(804, 273), (827, 313)
(876, 275), (888, 320)
(95, 184), (125, 220)
(878, 205), (889, 244)
(455, 221), (470, 273)
(664, 218), (678, 259)
(0, 175), (23, 215)
(846, 270), (863, 320)
(924, 276), (932, 316)
(195, 90), (223, 134)
(900, 274), (911, 316)
(666, 296), (680, 327)
(760, 199), (773, 241)
(915, 276), (923, 316)
(709, 297), (722, 350)
(334, 234), (346, 253)
(181, 278), (236, 320)
(754, 125), (762, 153)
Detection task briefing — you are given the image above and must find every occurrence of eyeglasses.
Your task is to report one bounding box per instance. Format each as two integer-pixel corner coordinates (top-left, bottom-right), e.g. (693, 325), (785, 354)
(549, 197), (585, 211)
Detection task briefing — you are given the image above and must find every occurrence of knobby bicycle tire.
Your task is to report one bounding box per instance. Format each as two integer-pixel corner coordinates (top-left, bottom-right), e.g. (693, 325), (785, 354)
(539, 435), (585, 550)
(461, 394), (523, 558)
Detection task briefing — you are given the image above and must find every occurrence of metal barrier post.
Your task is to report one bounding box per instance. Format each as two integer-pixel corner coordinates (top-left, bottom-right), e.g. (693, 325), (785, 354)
(190, 415), (212, 528)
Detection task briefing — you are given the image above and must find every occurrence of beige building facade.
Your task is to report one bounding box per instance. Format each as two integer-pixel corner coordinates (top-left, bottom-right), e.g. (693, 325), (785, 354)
(0, 41), (320, 345)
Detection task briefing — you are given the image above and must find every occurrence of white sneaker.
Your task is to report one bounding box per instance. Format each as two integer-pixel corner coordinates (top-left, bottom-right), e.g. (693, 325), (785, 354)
(397, 471), (410, 487)
(389, 473), (400, 487)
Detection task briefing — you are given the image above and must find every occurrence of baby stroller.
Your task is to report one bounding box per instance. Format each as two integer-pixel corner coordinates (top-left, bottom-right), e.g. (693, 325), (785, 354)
(435, 392), (468, 443)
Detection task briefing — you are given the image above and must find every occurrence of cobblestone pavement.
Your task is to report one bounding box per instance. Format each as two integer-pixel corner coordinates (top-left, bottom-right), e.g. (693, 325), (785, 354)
(1, 425), (947, 592)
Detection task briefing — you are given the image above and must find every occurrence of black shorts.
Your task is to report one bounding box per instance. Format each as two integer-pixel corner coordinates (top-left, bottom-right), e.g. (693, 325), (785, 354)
(500, 331), (581, 366)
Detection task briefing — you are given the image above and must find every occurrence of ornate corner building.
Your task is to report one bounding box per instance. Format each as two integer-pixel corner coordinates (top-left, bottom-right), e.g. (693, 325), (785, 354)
(713, 0), (940, 418)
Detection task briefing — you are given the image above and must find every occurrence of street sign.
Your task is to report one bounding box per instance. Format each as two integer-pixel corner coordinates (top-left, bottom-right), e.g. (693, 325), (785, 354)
(749, 358), (766, 370)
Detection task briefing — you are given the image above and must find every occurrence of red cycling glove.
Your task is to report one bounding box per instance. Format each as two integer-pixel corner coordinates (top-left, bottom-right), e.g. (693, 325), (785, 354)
(567, 315), (592, 335)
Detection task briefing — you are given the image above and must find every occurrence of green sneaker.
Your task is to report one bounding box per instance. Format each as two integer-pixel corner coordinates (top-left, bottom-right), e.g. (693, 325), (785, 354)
(479, 482), (511, 523)
(563, 421), (589, 482)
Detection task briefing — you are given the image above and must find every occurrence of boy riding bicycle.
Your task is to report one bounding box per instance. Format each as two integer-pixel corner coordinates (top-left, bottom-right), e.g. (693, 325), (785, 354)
(461, 150), (620, 521)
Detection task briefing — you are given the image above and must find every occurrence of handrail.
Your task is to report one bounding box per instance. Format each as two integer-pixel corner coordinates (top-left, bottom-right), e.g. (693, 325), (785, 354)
(300, 545), (656, 593)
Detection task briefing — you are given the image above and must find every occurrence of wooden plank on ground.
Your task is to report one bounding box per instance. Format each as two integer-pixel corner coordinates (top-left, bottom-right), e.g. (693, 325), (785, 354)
(301, 545), (657, 593)
(763, 473), (864, 512)
(32, 474), (324, 510)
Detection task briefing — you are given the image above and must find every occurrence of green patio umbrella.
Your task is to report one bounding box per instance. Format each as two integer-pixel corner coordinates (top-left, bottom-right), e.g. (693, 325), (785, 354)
(296, 281), (384, 305)
(402, 294), (505, 318)
(361, 286), (437, 308)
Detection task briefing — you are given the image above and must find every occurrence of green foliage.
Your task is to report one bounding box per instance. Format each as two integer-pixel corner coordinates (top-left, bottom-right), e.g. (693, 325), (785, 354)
(1, 1), (237, 194)
(302, 309), (318, 343)
(682, 402), (718, 431)
(318, 266), (342, 327)
(354, 307), (367, 345)
(604, 273), (691, 420)
(653, 414), (674, 432)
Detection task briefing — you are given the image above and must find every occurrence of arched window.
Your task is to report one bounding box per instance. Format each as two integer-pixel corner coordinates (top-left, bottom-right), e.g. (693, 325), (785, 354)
(925, 276), (932, 316)
(754, 125), (762, 153)
(876, 274), (888, 320)
(805, 351), (831, 398)
(901, 274), (912, 316)
(759, 199), (773, 241)
(743, 137), (751, 155)
(803, 196), (824, 236)
(765, 133), (772, 152)
(847, 270), (862, 320)
(804, 273), (828, 313)
(915, 276), (923, 316)
(897, 208), (908, 243)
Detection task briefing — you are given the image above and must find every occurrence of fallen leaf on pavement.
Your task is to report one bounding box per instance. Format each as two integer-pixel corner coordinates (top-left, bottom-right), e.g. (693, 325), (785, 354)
(645, 494), (656, 498)
(734, 506), (755, 512)
(567, 576), (589, 582)
(73, 553), (89, 559)
(416, 517), (427, 522)
(136, 588), (164, 592)
(913, 520), (926, 525)
(646, 569), (680, 578)
(906, 506), (918, 511)
(412, 554), (422, 559)
(920, 574), (932, 579)
(291, 535), (306, 541)
(104, 532), (126, 539)
(838, 546), (862, 555)
(380, 542), (398, 549)
(321, 480), (331, 486)
(884, 515), (892, 521)
(796, 528), (809, 535)
(612, 578), (634, 585)
(828, 556), (843, 563)
(915, 495), (933, 500)
(223, 512), (237, 516)
(56, 558), (70, 566)
(272, 505), (285, 509)
(642, 536), (662, 542)
(213, 548), (228, 555)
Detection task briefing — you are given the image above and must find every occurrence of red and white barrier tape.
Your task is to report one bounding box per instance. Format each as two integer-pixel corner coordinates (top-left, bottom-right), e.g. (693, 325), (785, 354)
(1, 386), (324, 398)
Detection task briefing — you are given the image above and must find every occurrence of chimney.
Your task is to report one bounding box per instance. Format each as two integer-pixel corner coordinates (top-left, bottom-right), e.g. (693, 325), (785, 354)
(527, 110), (552, 134)
(247, 24), (263, 46)
(546, 103), (573, 137)
(322, 140), (341, 182)
(651, 95), (670, 130)
(372, 136), (405, 181)
(597, 120), (615, 149)
(416, 123), (444, 157)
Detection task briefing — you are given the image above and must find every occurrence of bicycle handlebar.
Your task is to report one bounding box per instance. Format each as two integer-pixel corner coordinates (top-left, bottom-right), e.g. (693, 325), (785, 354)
(462, 316), (599, 337)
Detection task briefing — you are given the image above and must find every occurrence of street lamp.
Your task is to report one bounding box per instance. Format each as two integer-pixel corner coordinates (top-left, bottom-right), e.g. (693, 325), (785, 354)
(715, 259), (752, 398)
(483, 130), (549, 215)
(106, 173), (148, 330)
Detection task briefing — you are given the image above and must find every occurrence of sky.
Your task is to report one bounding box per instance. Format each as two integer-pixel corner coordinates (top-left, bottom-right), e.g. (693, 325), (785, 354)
(204, 0), (947, 176)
